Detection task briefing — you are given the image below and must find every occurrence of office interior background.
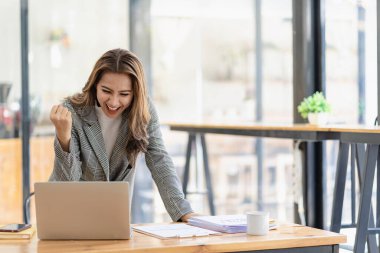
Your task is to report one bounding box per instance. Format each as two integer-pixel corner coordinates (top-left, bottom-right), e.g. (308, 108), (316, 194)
(0, 0), (378, 244)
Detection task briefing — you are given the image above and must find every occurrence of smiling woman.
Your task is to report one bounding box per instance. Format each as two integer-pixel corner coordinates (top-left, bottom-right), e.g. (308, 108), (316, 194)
(49, 48), (197, 222)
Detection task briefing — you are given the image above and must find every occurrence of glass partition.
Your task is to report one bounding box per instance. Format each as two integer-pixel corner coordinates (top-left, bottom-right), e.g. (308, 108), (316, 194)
(0, 0), (22, 224)
(7, 0), (129, 224)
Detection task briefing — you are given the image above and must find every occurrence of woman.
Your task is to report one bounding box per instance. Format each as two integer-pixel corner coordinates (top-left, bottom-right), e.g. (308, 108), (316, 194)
(49, 48), (194, 222)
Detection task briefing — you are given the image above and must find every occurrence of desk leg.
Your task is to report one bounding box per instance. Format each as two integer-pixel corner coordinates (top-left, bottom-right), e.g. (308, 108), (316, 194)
(330, 142), (349, 232)
(182, 133), (216, 215)
(354, 144), (379, 253)
(350, 144), (356, 225)
(377, 151), (380, 250)
(183, 134), (195, 197)
(355, 144), (377, 253)
(200, 134), (215, 215)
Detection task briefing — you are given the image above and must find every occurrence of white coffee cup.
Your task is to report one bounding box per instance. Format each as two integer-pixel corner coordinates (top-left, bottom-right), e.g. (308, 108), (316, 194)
(246, 211), (269, 235)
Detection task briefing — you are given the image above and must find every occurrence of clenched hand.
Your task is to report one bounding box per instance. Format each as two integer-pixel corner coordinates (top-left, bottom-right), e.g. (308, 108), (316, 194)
(50, 105), (72, 152)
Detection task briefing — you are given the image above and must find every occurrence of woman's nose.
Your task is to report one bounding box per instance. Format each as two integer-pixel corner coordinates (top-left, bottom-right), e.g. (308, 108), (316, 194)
(108, 95), (119, 106)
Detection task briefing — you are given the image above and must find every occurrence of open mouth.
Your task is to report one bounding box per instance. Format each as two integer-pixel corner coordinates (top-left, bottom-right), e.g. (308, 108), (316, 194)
(106, 104), (121, 113)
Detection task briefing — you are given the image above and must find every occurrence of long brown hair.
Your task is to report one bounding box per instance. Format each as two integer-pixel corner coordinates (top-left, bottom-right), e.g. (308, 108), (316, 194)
(70, 48), (150, 167)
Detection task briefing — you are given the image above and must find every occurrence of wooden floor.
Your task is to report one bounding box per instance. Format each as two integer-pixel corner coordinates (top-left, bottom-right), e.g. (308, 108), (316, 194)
(0, 136), (54, 224)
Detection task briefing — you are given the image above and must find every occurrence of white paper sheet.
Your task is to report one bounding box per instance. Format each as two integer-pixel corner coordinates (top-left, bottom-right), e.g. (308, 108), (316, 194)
(133, 223), (221, 239)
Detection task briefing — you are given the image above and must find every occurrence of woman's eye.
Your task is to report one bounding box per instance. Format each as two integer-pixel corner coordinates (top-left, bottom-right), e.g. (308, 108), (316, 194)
(120, 94), (129, 97)
(102, 90), (111, 94)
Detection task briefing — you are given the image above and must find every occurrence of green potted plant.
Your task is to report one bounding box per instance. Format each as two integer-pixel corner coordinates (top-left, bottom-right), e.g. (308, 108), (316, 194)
(297, 91), (331, 125)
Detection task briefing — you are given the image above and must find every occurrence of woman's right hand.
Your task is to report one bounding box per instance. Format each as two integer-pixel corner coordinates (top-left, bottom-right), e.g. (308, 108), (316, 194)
(50, 105), (72, 152)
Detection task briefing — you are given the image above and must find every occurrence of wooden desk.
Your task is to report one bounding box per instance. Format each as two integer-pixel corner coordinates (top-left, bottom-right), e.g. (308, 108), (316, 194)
(169, 122), (338, 140)
(167, 122), (380, 253)
(0, 224), (346, 253)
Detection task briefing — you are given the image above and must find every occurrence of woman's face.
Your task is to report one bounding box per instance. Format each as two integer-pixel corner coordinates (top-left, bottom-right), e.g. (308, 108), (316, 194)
(96, 72), (134, 118)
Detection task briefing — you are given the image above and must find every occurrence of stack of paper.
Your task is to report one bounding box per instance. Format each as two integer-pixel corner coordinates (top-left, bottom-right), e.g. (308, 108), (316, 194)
(188, 215), (277, 234)
(0, 226), (35, 240)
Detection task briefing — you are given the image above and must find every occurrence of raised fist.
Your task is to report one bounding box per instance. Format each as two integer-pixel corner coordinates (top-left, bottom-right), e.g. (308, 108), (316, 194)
(50, 105), (72, 152)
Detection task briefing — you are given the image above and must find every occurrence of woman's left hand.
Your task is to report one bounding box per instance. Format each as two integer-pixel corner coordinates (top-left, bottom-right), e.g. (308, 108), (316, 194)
(180, 212), (202, 222)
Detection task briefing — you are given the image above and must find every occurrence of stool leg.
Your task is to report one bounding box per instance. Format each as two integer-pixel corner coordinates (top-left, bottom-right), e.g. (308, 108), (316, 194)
(183, 134), (195, 197)
(330, 142), (349, 232)
(200, 134), (216, 215)
(355, 144), (377, 253)
(354, 144), (378, 253)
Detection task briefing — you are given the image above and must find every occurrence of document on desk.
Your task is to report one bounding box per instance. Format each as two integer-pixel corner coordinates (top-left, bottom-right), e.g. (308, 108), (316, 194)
(133, 224), (221, 239)
(188, 215), (277, 233)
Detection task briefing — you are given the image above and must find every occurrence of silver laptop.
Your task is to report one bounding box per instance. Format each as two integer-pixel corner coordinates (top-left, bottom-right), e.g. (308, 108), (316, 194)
(34, 182), (131, 240)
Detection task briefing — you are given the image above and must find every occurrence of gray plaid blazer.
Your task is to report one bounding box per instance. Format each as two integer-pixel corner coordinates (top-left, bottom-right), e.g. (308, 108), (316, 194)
(49, 99), (193, 221)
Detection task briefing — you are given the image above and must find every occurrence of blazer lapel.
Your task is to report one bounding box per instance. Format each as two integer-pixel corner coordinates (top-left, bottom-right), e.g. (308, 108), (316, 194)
(79, 106), (110, 180)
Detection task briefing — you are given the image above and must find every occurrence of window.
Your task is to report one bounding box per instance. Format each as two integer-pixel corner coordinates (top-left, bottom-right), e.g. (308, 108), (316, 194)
(152, 0), (294, 221)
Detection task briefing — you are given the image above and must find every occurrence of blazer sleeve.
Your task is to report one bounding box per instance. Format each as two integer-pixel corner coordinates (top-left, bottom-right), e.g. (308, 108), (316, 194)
(49, 102), (83, 181)
(145, 100), (193, 221)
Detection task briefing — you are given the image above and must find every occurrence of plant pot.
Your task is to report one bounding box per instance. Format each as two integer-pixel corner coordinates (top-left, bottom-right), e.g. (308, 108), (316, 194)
(307, 112), (329, 125)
